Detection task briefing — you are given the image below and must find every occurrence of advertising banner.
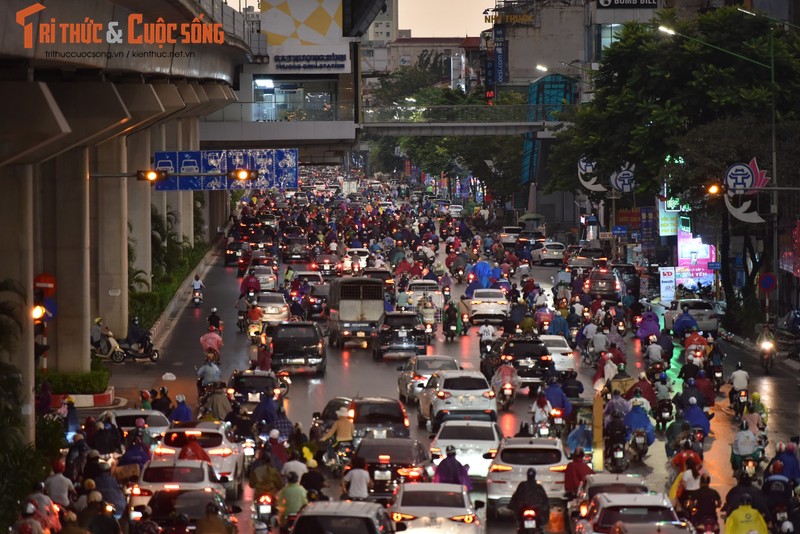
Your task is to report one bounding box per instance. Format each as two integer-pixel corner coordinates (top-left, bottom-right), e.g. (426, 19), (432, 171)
(676, 214), (716, 289)
(616, 208), (641, 230)
(639, 206), (656, 254)
(659, 267), (676, 303)
(658, 200), (678, 236)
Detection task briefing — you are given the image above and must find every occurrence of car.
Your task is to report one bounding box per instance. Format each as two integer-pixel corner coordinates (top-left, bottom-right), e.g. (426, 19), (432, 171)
(390, 482), (485, 532)
(129, 458), (227, 508)
(291, 500), (405, 534)
(583, 268), (623, 302)
(282, 236), (311, 262)
(539, 335), (576, 372)
(348, 438), (433, 501)
(225, 369), (279, 415)
(258, 213), (278, 229)
(479, 334), (550, 393)
(531, 242), (567, 266)
(428, 421), (503, 478)
(243, 227), (274, 251)
(448, 204), (464, 218)
(397, 355), (461, 405)
(281, 225), (304, 238)
(270, 321), (326, 376)
(252, 265), (277, 291)
(292, 271), (325, 286)
(663, 298), (720, 335)
(417, 370), (498, 432)
(499, 226), (523, 246)
(100, 408), (170, 441)
(301, 284), (329, 318)
(468, 289), (509, 323)
(574, 493), (680, 534)
(311, 397), (411, 446)
(312, 253), (340, 278)
(224, 241), (250, 266)
(249, 252), (278, 271)
(607, 521), (695, 534)
(516, 230), (545, 248)
(485, 437), (569, 517)
(378, 201), (395, 212)
(341, 247), (371, 273)
(155, 420), (245, 499)
(568, 256), (595, 278)
(565, 473), (649, 533)
(405, 280), (444, 310)
(576, 247), (606, 261)
(147, 489), (240, 533)
(610, 263), (641, 299)
(375, 312), (427, 360)
(255, 291), (290, 323)
(363, 267), (395, 290)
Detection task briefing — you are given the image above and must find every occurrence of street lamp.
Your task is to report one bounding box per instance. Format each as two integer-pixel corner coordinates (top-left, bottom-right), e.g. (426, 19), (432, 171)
(535, 64), (548, 72)
(660, 23), (779, 322)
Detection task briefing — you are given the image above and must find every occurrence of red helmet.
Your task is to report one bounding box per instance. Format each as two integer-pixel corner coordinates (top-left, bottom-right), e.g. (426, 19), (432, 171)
(52, 460), (65, 473)
(208, 325), (217, 332)
(773, 460), (785, 474)
(777, 443), (787, 454)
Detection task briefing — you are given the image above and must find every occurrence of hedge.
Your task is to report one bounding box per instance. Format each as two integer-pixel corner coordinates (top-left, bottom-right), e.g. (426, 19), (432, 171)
(35, 356), (111, 394)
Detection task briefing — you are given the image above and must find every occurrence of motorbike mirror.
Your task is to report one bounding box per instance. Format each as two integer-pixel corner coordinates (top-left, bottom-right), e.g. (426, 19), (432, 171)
(474, 500), (485, 510)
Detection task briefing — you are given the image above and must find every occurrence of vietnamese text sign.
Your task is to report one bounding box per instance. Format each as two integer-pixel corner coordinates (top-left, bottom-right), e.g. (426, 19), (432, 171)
(659, 267), (676, 302)
(658, 200), (678, 236)
(640, 206), (656, 254)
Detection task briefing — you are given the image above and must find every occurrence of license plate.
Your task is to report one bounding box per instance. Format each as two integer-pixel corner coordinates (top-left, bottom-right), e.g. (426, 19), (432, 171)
(714, 372), (722, 378)
(259, 504), (271, 514)
(554, 418), (563, 424)
(357, 332), (366, 338)
(662, 412), (670, 418)
(503, 388), (512, 395)
(449, 326), (457, 331)
(289, 358), (305, 364)
(614, 450), (624, 458)
(524, 520), (537, 528)
(540, 427), (549, 436)
(292, 254), (300, 258)
(636, 437), (645, 444)
(372, 429), (387, 439)
(374, 470), (391, 480)
(236, 251), (242, 256)
(740, 397), (747, 403)
(248, 393), (261, 402)
(245, 447), (255, 456)
(398, 331), (407, 338)
(778, 513), (788, 521)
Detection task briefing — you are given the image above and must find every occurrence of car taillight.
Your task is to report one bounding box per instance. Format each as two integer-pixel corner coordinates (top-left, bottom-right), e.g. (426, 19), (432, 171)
(164, 484), (181, 490)
(309, 298), (317, 303)
(226, 388), (235, 396)
(616, 280), (621, 290)
(392, 512), (417, 522)
(436, 391), (452, 399)
(208, 447), (234, 457)
(490, 464), (513, 472)
(379, 455), (391, 464)
(450, 514), (476, 524)
(412, 374), (426, 381)
(154, 446), (175, 455)
(549, 465), (567, 472)
(397, 467), (422, 478)
(430, 447), (441, 455)
(404, 416), (410, 428)
(580, 501), (589, 517)
(541, 355), (552, 361)
(131, 486), (153, 496)
(551, 408), (562, 417)
(483, 390), (496, 399)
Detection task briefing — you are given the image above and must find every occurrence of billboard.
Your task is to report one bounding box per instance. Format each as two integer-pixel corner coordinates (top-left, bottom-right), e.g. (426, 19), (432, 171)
(676, 214), (716, 289)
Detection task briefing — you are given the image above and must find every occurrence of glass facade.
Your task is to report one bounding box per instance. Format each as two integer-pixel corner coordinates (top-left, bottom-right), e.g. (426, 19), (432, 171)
(252, 78), (338, 121)
(596, 23), (622, 59)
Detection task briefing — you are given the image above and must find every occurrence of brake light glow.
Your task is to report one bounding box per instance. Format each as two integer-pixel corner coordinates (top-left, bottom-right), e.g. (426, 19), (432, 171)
(379, 455), (391, 464)
(523, 509), (537, 518)
(347, 408), (355, 420)
(397, 467), (422, 478)
(154, 446), (175, 455)
(436, 391), (452, 399)
(185, 431), (202, 436)
(258, 495), (272, 504)
(226, 388), (235, 396)
(164, 484), (180, 490)
(541, 355), (552, 361)
(551, 408), (563, 417)
(208, 447), (234, 458)
(412, 374), (426, 381)
(482, 390), (496, 399)
(580, 502), (589, 517)
(490, 464), (513, 472)
(404, 416), (410, 428)
(616, 280), (621, 290)
(131, 486), (153, 496)
(430, 447), (441, 455)
(450, 514), (476, 524)
(550, 465), (567, 472)
(392, 512), (417, 522)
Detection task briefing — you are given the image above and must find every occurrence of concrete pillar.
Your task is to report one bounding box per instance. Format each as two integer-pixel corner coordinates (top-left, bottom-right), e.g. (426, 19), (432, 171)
(0, 164), (35, 442)
(53, 149), (91, 373)
(164, 120), (184, 243)
(151, 123), (168, 219)
(92, 138), (129, 336)
(127, 130), (152, 288)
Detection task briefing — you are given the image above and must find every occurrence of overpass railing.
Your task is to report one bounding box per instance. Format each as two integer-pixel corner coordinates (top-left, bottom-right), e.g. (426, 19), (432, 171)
(361, 104), (570, 123)
(203, 102), (356, 122)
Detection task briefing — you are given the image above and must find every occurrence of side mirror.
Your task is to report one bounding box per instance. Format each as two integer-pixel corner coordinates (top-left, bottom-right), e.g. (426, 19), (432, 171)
(474, 500), (485, 510)
(428, 433), (437, 440)
(482, 452), (495, 460)
(229, 504), (242, 514)
(312, 412), (321, 419)
(219, 476), (229, 483)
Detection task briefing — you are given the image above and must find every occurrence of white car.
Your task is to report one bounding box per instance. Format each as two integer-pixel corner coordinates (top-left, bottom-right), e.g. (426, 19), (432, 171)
(129, 458), (226, 508)
(292, 271), (325, 285)
(448, 204), (464, 218)
(574, 493), (679, 534)
(342, 248), (370, 273)
(663, 298), (720, 334)
(406, 279), (444, 310)
(429, 421), (502, 478)
(397, 355), (461, 405)
(468, 289), (509, 322)
(499, 226), (523, 246)
(378, 201), (395, 212)
(531, 241), (567, 266)
(485, 437), (568, 517)
(101, 409), (170, 441)
(417, 370), (497, 432)
(566, 473), (649, 532)
(253, 265), (277, 291)
(155, 421), (245, 500)
(390, 483), (485, 533)
(539, 335), (576, 371)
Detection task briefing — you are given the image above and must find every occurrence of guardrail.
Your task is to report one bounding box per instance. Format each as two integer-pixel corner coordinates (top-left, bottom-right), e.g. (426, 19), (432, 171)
(361, 104), (570, 123)
(202, 102), (356, 122)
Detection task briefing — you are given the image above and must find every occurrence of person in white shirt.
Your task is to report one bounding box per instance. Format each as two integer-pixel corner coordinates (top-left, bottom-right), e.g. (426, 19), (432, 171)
(341, 456), (372, 500)
(645, 342), (664, 362)
(44, 461), (75, 507)
(479, 322), (497, 341)
(281, 451), (309, 481)
(590, 330), (609, 353)
(191, 275), (204, 291)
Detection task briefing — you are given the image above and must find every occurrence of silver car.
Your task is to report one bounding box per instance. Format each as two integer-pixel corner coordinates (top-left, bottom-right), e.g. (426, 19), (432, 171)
(255, 291), (290, 323)
(397, 355), (460, 405)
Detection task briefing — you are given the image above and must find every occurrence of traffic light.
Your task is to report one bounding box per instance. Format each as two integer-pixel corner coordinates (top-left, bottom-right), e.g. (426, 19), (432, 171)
(227, 169), (258, 181)
(136, 170), (168, 182)
(485, 90), (495, 99)
(32, 290), (49, 359)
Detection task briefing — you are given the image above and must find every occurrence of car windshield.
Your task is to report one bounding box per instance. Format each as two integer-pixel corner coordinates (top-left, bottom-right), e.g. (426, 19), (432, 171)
(365, 271), (393, 281)
(504, 342), (548, 358)
(115, 413), (169, 428)
(353, 403), (404, 424)
(357, 442), (415, 463)
(442, 377), (488, 390)
(232, 375), (276, 391)
(590, 273), (616, 282)
(163, 432), (222, 448)
(544, 243), (565, 250)
(503, 227), (522, 234)
(599, 507), (677, 529)
(438, 425), (495, 441)
(579, 248), (604, 258)
(401, 490), (464, 508)
(685, 301), (713, 310)
(409, 283), (438, 292)
(385, 315), (418, 328)
(142, 466), (205, 484)
(474, 290), (504, 300)
(416, 358), (458, 372)
(292, 516), (374, 534)
(499, 448), (561, 465)
(149, 491), (216, 520)
(315, 255), (338, 263)
(544, 339), (570, 351)
(587, 485), (648, 500)
(273, 327), (318, 343)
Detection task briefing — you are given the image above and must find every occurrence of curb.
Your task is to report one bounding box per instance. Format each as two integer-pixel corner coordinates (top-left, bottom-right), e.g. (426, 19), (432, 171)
(51, 387), (115, 409)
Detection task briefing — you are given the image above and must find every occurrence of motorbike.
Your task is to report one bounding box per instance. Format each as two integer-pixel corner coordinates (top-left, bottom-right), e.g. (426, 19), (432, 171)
(654, 399), (674, 432)
(732, 388), (749, 419)
(253, 494), (274, 532)
(549, 408), (566, 438)
(688, 513), (720, 534)
(461, 314), (470, 336)
(192, 289), (203, 307)
(248, 320), (262, 345)
(568, 327), (579, 349)
(616, 321), (626, 337)
(323, 440), (354, 478)
(498, 382), (516, 411)
(237, 311), (247, 333)
(517, 508), (543, 534)
(773, 504), (790, 527)
(540, 320), (550, 334)
(444, 320), (458, 342)
(581, 346), (596, 368)
(605, 441), (628, 473)
(739, 455), (758, 477)
(480, 338), (494, 357)
(454, 267), (465, 284)
(117, 333), (160, 363)
(710, 365), (724, 392)
(646, 360), (667, 384)
(93, 332), (127, 363)
(628, 429), (649, 462)
(442, 286), (451, 303)
(760, 340), (775, 373)
(534, 421), (553, 438)
(275, 371), (292, 398)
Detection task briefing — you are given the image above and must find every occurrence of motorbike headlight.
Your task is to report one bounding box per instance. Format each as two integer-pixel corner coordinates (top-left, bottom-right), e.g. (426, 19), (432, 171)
(760, 341), (774, 350)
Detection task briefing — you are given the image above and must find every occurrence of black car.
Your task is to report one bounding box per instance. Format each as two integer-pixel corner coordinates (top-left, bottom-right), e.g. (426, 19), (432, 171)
(313, 254), (340, 278)
(610, 263), (641, 299)
(271, 321), (326, 376)
(224, 241), (251, 266)
(348, 438), (432, 501)
(282, 236), (312, 262)
(148, 489), (239, 532)
(302, 284), (329, 318)
(249, 253), (279, 271)
(584, 268), (623, 302)
(226, 370), (279, 415)
(480, 334), (550, 390)
(374, 312), (426, 360)
(311, 397), (410, 446)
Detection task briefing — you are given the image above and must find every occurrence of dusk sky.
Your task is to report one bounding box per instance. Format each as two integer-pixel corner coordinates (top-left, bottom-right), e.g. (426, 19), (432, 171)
(399, 0), (492, 38)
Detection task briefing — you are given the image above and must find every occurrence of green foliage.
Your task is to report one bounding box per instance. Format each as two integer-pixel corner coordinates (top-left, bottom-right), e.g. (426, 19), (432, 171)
(0, 278), (25, 354)
(129, 292), (162, 330)
(193, 191), (207, 247)
(37, 369), (110, 395)
(36, 414), (67, 463)
(373, 50), (446, 106)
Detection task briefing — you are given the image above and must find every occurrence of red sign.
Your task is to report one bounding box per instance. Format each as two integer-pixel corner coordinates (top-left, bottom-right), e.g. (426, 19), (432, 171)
(616, 208), (641, 229)
(34, 273), (57, 297)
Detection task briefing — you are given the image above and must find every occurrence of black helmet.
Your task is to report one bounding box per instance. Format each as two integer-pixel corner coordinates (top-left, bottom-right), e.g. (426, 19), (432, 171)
(527, 467), (537, 481)
(736, 361), (743, 370)
(573, 447), (585, 460)
(446, 445), (456, 455)
(286, 471), (300, 483)
(740, 493), (752, 506)
(249, 269), (256, 276)
(675, 409), (684, 419)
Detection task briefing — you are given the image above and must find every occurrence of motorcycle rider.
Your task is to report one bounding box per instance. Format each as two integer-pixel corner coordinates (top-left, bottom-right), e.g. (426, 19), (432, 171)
(519, 312), (536, 334)
(195, 353), (221, 394)
(673, 307), (699, 337)
(757, 324), (776, 348)
(509, 468), (551, 530)
(684, 327), (708, 351)
(729, 361), (750, 405)
(625, 374), (657, 408)
(624, 398), (655, 447)
(603, 390), (631, 425)
(604, 410), (628, 456)
(443, 301), (459, 334)
(684, 397), (711, 437)
(544, 377), (573, 417)
(479, 320), (497, 344)
(678, 355), (701, 381)
(655, 373), (674, 401)
(549, 310), (569, 338)
(202, 385), (232, 421)
(766, 443), (800, 483)
(491, 359), (521, 397)
(665, 411), (687, 457)
(762, 460), (793, 518)
(207, 307), (221, 330)
(644, 338), (665, 362)
(125, 317), (148, 352)
(276, 472), (307, 532)
(723, 473), (770, 518)
(609, 363), (635, 397)
(434, 446), (471, 488)
(240, 269), (261, 297)
(564, 447), (594, 495)
(749, 391), (769, 425)
(589, 327), (610, 354)
(725, 493), (769, 534)
(695, 371), (715, 408)
(685, 474), (721, 532)
(200, 325), (224, 359)
(191, 274), (205, 292)
(320, 407), (355, 465)
(731, 420), (760, 471)
(91, 317), (112, 355)
(249, 442), (284, 503)
(561, 370), (584, 399)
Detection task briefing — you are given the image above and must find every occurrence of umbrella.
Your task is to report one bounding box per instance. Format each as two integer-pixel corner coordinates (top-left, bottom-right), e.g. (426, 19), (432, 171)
(517, 213), (545, 223)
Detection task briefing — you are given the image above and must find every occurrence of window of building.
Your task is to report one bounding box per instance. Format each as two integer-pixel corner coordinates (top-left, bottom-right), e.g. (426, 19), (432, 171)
(596, 24), (622, 59)
(251, 78), (338, 121)
(363, 49), (374, 57)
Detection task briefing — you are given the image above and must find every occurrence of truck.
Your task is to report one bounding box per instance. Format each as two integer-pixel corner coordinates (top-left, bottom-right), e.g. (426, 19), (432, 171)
(341, 180), (359, 197)
(327, 277), (384, 349)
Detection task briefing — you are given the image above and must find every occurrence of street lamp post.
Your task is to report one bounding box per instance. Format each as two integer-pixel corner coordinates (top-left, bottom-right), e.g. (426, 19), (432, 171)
(659, 24), (780, 321)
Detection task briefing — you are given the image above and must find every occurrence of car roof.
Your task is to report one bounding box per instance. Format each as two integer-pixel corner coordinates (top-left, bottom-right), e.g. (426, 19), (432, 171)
(232, 369), (276, 377)
(399, 482), (465, 493)
(595, 492), (672, 507)
(298, 500), (386, 517)
(275, 321), (317, 327)
(539, 335), (571, 346)
(434, 370), (487, 380)
(108, 408), (166, 418)
(352, 396), (401, 405)
(584, 473), (646, 487)
(385, 311), (418, 316)
(420, 354), (458, 360)
(502, 437), (563, 448)
(363, 268), (392, 274)
(169, 421), (224, 430)
(145, 458), (211, 468)
(609, 521), (693, 534)
(409, 279), (438, 285)
(439, 420), (496, 429)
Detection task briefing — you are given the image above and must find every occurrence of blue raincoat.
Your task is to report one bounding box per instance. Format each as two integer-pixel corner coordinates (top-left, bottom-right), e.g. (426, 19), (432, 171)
(472, 261), (492, 289)
(545, 384), (573, 417)
(550, 314), (569, 338)
(683, 404), (710, 436)
(465, 280), (482, 298)
(624, 405), (655, 445)
(672, 311), (698, 337)
(567, 424), (593, 452)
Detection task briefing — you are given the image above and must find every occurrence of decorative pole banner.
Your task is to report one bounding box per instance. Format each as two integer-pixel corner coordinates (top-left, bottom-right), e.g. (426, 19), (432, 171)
(609, 163), (636, 192)
(723, 158), (770, 223)
(577, 157), (607, 192)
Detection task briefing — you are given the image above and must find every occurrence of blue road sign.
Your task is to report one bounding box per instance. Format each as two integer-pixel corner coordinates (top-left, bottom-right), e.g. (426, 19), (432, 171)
(759, 272), (777, 292)
(226, 149), (252, 172)
(612, 225), (627, 237)
(707, 262), (721, 270)
(274, 148), (299, 190)
(201, 150), (227, 174)
(177, 151), (201, 175)
(42, 297), (57, 322)
(154, 151), (178, 174)
(154, 176), (179, 191)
